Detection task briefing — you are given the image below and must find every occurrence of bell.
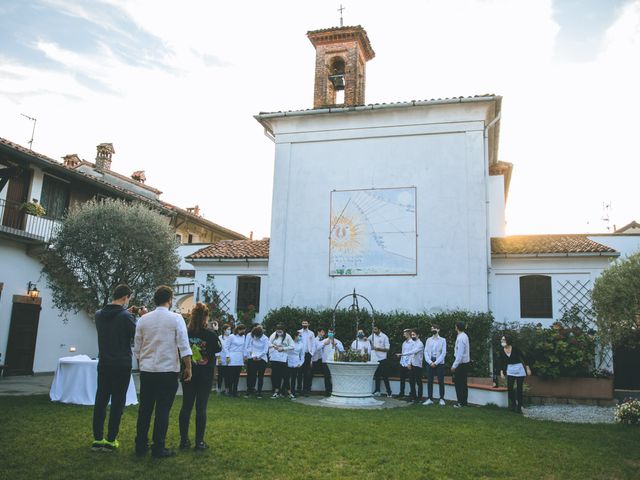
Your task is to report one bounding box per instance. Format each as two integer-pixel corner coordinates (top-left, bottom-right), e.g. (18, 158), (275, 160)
(329, 74), (345, 91)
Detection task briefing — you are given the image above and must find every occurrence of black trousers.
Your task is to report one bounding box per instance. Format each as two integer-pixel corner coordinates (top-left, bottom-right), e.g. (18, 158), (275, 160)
(246, 359), (267, 394)
(507, 375), (525, 410)
(322, 362), (332, 394)
(135, 371), (179, 452)
(426, 363), (445, 400)
(285, 366), (302, 395)
(302, 353), (313, 392)
(399, 366), (410, 396)
(374, 359), (391, 395)
(454, 362), (469, 406)
(216, 365), (228, 390)
(179, 367), (213, 443)
(409, 366), (423, 399)
(92, 364), (131, 442)
(227, 366), (242, 396)
(271, 361), (287, 392)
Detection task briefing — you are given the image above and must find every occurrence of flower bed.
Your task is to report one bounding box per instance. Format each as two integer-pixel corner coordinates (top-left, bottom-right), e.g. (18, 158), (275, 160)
(614, 398), (640, 425)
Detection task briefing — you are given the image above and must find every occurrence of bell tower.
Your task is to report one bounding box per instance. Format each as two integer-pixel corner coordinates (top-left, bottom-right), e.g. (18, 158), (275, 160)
(307, 25), (375, 108)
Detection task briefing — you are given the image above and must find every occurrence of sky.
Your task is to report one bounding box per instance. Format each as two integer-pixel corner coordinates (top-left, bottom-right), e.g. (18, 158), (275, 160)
(0, 0), (638, 239)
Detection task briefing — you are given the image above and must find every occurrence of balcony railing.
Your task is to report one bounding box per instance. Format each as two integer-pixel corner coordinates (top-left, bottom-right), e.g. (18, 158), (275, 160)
(174, 283), (195, 296)
(0, 198), (61, 244)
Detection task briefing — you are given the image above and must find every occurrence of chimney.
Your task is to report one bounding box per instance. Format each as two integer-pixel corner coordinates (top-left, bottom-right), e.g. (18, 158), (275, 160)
(62, 154), (81, 169)
(249, 231), (254, 240)
(131, 170), (146, 183)
(95, 143), (115, 171)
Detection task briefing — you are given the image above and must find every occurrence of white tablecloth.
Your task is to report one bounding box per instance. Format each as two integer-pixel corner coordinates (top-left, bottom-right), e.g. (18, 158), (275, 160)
(49, 355), (138, 406)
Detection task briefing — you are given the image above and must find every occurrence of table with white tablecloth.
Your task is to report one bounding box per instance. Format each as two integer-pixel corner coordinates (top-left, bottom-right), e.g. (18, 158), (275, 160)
(49, 355), (137, 406)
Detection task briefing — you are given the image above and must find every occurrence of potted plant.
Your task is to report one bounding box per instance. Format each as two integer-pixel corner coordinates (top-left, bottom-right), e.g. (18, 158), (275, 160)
(20, 200), (46, 217)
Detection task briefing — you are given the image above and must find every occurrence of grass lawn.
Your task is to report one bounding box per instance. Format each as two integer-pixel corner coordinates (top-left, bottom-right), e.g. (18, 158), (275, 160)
(0, 395), (638, 480)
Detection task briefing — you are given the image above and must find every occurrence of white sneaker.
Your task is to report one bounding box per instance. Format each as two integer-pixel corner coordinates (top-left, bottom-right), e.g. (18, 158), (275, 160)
(439, 399), (446, 406)
(372, 391), (381, 397)
(422, 399), (434, 406)
(289, 394), (296, 400)
(271, 392), (279, 399)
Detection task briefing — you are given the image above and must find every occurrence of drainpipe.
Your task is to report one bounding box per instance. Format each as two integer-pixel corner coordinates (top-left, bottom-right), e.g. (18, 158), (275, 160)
(484, 111), (500, 378)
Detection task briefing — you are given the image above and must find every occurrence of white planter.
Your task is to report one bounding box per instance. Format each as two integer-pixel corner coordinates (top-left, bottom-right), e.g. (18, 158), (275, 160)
(321, 361), (384, 407)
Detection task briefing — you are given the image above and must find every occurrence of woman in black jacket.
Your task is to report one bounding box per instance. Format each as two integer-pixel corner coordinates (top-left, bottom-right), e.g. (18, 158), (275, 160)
(499, 334), (531, 413)
(179, 303), (221, 450)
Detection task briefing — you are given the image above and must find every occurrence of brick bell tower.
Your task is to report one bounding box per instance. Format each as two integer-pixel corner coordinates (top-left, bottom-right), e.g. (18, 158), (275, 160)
(307, 25), (375, 108)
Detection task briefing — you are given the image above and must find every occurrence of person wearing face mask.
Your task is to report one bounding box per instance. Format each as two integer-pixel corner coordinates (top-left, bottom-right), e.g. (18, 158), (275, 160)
(268, 324), (294, 398)
(350, 329), (371, 358)
(370, 326), (392, 397)
(298, 319), (315, 395)
(407, 329), (425, 403)
(225, 324), (247, 398)
(319, 328), (345, 395)
(215, 323), (232, 395)
(451, 322), (471, 408)
(310, 328), (326, 383)
(423, 324), (447, 406)
(285, 331), (306, 399)
(395, 329), (413, 399)
(245, 325), (270, 398)
(499, 334), (531, 413)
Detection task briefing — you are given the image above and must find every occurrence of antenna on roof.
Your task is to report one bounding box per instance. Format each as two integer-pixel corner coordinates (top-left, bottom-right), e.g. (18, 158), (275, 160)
(20, 113), (37, 150)
(601, 201), (612, 232)
(338, 4), (345, 27)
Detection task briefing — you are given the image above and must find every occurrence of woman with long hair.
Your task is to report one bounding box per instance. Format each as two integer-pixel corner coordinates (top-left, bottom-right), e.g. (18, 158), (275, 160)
(499, 334), (531, 413)
(285, 330), (305, 399)
(225, 324), (247, 397)
(178, 303), (221, 451)
(245, 325), (270, 397)
(268, 324), (293, 398)
(215, 323), (232, 394)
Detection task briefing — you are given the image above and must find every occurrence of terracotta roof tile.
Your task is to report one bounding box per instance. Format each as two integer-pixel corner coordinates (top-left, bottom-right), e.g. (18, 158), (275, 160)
(491, 235), (617, 256)
(189, 239), (269, 259)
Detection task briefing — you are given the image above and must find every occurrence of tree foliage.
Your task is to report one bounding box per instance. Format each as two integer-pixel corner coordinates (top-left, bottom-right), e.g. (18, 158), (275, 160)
(41, 199), (180, 313)
(592, 251), (640, 347)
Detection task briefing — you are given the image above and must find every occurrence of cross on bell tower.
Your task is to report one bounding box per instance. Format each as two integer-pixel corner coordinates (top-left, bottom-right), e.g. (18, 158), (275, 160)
(307, 25), (375, 109)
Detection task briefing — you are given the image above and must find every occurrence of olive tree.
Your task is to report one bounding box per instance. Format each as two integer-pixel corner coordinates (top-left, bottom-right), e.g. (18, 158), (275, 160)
(592, 251), (640, 347)
(41, 198), (180, 313)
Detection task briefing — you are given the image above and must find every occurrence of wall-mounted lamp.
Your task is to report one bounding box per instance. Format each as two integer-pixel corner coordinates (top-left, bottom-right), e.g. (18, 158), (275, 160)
(69, 346), (77, 353)
(27, 281), (39, 298)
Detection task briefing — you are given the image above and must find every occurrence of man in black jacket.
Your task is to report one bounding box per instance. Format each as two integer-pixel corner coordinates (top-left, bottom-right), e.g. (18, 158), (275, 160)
(92, 284), (138, 452)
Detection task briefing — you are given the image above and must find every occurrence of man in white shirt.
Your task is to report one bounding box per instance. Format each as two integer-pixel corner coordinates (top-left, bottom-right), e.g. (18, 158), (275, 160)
(134, 286), (192, 458)
(408, 330), (425, 403)
(298, 319), (316, 395)
(423, 324), (447, 406)
(451, 322), (471, 407)
(350, 329), (370, 356)
(317, 328), (344, 395)
(395, 329), (413, 398)
(370, 326), (391, 397)
(244, 325), (270, 397)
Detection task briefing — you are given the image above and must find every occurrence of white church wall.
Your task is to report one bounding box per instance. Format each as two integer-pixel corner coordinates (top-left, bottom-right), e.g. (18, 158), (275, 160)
(490, 256), (614, 327)
(589, 235), (640, 259)
(266, 103), (495, 314)
(0, 238), (98, 373)
(488, 175), (506, 237)
(191, 260), (269, 323)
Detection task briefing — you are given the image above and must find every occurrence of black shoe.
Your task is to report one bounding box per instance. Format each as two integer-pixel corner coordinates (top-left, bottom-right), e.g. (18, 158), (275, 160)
(179, 439), (191, 450)
(194, 441), (208, 451)
(152, 448), (175, 459)
(135, 445), (149, 457)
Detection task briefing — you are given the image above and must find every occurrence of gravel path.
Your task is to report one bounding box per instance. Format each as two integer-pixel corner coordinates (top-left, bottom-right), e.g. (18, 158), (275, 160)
(523, 405), (615, 424)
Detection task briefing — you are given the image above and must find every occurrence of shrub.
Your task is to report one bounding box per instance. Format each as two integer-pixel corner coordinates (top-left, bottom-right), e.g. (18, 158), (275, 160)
(263, 307), (494, 376)
(492, 317), (597, 379)
(614, 398), (640, 425)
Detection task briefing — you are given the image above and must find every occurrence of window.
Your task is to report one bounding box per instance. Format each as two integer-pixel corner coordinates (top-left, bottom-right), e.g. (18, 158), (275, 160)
(175, 234), (182, 243)
(519, 275), (552, 318)
(188, 234), (193, 244)
(40, 175), (70, 219)
(236, 276), (261, 313)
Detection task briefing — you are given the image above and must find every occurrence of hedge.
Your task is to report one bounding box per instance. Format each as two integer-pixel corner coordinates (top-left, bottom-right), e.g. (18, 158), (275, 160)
(262, 307), (494, 377)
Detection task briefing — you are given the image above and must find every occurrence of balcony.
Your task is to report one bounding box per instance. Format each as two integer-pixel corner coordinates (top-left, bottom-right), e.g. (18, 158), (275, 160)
(0, 198), (61, 244)
(173, 282), (195, 296)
